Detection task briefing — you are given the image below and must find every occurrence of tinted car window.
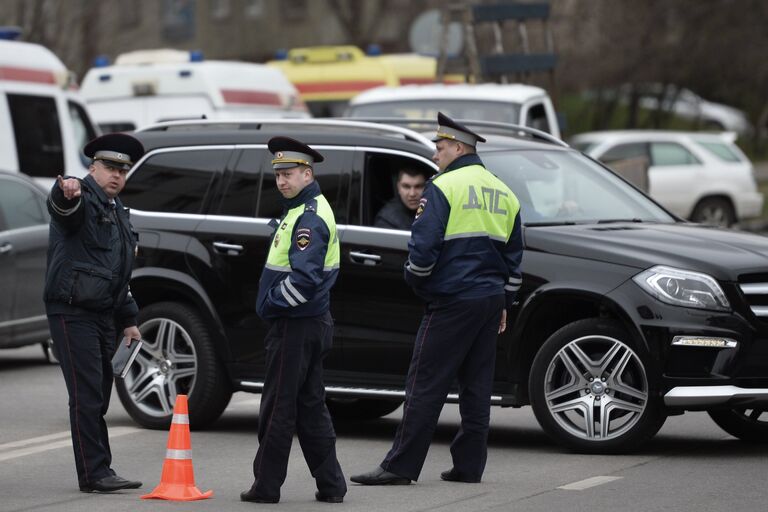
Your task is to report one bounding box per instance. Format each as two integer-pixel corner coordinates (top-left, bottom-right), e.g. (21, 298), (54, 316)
(258, 148), (350, 219)
(218, 148), (269, 217)
(650, 142), (699, 166)
(123, 149), (228, 213)
(0, 177), (48, 230)
(8, 94), (63, 178)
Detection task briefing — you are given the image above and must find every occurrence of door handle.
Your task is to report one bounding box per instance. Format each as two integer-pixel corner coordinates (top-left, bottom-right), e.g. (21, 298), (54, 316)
(213, 241), (244, 255)
(349, 251), (381, 266)
(0, 242), (12, 255)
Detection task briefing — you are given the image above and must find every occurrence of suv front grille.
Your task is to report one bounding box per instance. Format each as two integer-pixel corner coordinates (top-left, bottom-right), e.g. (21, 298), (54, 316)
(739, 274), (768, 318)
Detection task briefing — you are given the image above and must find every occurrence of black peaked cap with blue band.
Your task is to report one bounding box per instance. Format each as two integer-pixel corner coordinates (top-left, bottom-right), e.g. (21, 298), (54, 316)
(268, 136), (324, 170)
(432, 111), (486, 146)
(83, 133), (145, 171)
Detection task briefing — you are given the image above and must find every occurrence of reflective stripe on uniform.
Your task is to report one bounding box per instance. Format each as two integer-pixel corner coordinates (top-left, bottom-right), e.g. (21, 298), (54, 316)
(406, 259), (433, 276)
(264, 263), (291, 272)
(49, 197), (82, 217)
(166, 449), (192, 460)
(280, 280), (299, 307)
(284, 276), (308, 304)
(407, 261), (435, 272)
(444, 232), (508, 242)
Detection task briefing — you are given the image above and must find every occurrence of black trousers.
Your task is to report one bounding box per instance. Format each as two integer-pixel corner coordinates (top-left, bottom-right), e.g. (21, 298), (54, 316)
(48, 312), (117, 487)
(381, 294), (504, 481)
(250, 312), (346, 500)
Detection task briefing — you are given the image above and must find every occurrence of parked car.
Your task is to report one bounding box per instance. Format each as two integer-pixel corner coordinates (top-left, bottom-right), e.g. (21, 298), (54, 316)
(119, 118), (768, 454)
(0, 170), (52, 356)
(571, 130), (763, 227)
(345, 83), (561, 139)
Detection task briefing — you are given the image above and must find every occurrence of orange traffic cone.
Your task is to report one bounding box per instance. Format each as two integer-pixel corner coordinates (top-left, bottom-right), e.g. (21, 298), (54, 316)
(141, 395), (213, 501)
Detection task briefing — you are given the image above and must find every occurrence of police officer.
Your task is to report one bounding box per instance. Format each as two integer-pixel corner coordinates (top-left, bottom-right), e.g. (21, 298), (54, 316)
(351, 113), (523, 485)
(45, 133), (144, 493)
(241, 137), (346, 504)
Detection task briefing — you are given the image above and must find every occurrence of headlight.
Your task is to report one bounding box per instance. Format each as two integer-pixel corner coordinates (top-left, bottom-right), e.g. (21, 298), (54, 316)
(633, 265), (730, 311)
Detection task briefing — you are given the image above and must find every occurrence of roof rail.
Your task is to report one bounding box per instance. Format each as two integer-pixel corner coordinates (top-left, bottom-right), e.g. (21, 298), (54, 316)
(137, 118), (435, 149)
(345, 117), (568, 147)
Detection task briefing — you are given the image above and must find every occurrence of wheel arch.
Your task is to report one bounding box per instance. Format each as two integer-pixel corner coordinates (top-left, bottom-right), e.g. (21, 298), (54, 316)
(130, 267), (230, 362)
(508, 286), (644, 404)
(687, 193), (736, 220)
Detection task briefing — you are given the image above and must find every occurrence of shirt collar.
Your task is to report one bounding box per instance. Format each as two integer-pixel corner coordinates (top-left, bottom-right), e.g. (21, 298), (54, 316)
(283, 180), (321, 210)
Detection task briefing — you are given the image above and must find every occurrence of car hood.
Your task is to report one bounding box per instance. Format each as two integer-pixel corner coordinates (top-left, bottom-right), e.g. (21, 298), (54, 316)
(524, 222), (768, 281)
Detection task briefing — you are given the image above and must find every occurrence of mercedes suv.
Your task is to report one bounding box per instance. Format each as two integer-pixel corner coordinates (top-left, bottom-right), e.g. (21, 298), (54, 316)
(118, 118), (768, 453)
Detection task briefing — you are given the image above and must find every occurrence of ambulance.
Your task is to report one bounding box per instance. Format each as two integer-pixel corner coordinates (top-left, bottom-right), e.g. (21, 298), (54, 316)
(81, 49), (309, 133)
(0, 34), (97, 185)
(267, 46), (462, 117)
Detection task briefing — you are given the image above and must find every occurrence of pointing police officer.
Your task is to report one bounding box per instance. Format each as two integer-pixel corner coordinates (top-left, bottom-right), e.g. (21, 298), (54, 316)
(351, 113), (523, 485)
(45, 133), (144, 493)
(241, 137), (346, 504)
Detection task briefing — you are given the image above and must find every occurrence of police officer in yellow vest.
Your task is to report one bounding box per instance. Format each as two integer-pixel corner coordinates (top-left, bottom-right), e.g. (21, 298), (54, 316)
(242, 137), (346, 504)
(351, 113), (523, 486)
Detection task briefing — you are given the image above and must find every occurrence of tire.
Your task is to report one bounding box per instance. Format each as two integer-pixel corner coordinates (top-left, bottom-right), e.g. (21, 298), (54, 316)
(708, 408), (768, 443)
(529, 318), (666, 453)
(690, 198), (735, 227)
(115, 301), (232, 430)
(326, 397), (403, 420)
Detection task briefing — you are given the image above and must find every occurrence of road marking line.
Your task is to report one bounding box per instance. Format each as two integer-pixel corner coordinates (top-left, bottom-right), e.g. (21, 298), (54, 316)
(0, 427), (143, 462)
(558, 475), (623, 491)
(0, 431), (72, 451)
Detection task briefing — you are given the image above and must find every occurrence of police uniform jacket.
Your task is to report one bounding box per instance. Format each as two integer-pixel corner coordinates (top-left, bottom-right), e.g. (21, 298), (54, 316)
(405, 154), (523, 308)
(256, 180), (340, 320)
(44, 175), (139, 328)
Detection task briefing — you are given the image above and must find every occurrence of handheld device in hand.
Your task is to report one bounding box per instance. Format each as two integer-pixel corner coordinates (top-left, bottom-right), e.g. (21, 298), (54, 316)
(111, 338), (143, 379)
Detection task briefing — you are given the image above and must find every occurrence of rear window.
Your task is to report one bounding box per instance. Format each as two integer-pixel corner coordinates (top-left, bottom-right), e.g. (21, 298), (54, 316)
(694, 140), (743, 163)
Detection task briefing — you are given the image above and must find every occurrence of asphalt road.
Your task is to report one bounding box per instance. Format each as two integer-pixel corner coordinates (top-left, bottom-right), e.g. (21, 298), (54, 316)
(1, 345), (766, 512)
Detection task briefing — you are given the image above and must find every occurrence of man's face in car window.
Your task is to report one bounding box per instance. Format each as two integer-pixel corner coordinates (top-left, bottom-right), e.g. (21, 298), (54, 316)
(397, 171), (426, 211)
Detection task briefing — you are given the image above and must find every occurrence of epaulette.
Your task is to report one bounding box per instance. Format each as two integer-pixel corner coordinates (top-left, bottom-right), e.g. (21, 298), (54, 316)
(304, 199), (317, 213)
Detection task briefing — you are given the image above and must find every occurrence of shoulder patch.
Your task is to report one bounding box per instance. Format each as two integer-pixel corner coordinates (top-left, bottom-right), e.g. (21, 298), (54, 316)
(296, 227), (311, 251)
(415, 197), (427, 219)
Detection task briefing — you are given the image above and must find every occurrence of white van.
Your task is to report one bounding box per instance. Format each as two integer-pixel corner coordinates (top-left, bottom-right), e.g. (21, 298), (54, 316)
(0, 38), (97, 185)
(346, 83), (561, 140)
(81, 49), (310, 133)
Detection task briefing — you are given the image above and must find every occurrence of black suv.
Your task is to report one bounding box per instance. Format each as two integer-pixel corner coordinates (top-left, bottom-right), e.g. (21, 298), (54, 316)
(118, 119), (768, 453)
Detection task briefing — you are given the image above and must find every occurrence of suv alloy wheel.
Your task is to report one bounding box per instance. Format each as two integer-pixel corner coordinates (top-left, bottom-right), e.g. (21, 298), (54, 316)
(115, 302), (232, 429)
(529, 319), (666, 453)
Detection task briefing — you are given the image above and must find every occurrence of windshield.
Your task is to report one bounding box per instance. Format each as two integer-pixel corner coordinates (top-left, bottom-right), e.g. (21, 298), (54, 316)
(348, 99), (521, 124)
(481, 149), (675, 225)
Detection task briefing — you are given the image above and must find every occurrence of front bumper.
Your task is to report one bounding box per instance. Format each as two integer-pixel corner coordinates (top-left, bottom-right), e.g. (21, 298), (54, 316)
(606, 279), (768, 409)
(665, 385), (768, 408)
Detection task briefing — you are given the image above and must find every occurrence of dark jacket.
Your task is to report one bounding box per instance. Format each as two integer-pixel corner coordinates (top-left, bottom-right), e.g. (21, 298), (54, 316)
(373, 197), (416, 230)
(44, 175), (139, 328)
(404, 154), (524, 309)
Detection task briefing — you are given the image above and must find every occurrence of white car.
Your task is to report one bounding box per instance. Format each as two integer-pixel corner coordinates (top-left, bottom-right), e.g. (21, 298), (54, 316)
(346, 83), (561, 139)
(571, 130), (763, 226)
